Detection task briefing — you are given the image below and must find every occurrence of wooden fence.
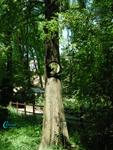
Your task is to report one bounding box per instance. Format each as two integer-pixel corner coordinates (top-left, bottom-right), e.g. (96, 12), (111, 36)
(11, 101), (110, 127)
(9, 101), (86, 127)
(9, 101), (113, 129)
(9, 101), (43, 116)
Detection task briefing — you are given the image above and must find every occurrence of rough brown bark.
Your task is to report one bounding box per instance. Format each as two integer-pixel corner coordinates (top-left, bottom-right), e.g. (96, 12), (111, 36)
(39, 0), (70, 150)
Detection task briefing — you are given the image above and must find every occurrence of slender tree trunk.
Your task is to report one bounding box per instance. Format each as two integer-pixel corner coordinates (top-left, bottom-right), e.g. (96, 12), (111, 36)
(39, 0), (70, 149)
(2, 32), (13, 106)
(39, 75), (43, 88)
(18, 36), (25, 65)
(37, 56), (43, 88)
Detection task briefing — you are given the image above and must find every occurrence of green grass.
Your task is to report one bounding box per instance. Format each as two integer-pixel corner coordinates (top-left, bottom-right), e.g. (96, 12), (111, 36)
(0, 105), (42, 150)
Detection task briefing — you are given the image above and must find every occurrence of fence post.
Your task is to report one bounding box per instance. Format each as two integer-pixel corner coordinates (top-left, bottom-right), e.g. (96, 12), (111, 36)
(33, 101), (35, 116)
(16, 102), (18, 113)
(24, 102), (26, 115)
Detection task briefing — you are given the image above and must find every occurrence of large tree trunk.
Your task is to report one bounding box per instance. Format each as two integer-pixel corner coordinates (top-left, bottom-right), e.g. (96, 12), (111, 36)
(39, 0), (70, 150)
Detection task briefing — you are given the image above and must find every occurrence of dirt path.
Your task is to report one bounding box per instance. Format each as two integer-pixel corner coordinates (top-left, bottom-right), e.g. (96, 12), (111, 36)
(17, 105), (43, 115)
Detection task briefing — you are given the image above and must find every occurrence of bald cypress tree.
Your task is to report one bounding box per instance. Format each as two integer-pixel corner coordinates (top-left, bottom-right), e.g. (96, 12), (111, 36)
(39, 0), (70, 149)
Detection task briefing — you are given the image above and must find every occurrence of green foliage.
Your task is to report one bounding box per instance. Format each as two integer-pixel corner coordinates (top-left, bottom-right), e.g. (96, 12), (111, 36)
(80, 108), (113, 150)
(35, 96), (44, 106)
(0, 0), (45, 106)
(60, 0), (113, 149)
(60, 0), (113, 106)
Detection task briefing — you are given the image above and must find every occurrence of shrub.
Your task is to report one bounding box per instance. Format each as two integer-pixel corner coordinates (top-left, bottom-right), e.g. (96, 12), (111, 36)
(0, 106), (9, 128)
